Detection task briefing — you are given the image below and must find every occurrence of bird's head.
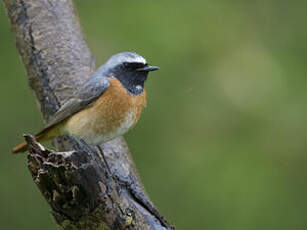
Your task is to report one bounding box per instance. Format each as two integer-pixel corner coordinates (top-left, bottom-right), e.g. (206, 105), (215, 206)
(103, 52), (159, 95)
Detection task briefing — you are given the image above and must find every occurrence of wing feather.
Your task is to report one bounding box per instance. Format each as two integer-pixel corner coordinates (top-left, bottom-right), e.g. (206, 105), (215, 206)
(43, 75), (110, 130)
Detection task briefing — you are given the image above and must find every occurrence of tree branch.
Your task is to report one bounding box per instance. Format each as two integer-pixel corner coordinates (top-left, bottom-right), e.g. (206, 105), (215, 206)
(3, 0), (174, 229)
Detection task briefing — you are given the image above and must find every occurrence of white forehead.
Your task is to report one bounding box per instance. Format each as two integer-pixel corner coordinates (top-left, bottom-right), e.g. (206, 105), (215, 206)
(107, 52), (147, 67)
(125, 54), (147, 64)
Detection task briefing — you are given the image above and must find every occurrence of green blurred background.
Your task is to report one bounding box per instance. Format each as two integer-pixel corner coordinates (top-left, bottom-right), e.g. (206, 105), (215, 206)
(1, 1), (307, 229)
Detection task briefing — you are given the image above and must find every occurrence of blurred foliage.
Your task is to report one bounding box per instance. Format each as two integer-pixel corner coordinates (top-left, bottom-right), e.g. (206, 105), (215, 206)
(1, 1), (307, 229)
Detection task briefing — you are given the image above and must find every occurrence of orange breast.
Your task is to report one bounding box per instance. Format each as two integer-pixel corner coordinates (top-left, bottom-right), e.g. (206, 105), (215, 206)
(63, 78), (147, 145)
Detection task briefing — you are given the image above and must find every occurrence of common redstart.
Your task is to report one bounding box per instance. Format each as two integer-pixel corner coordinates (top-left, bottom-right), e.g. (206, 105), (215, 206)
(12, 52), (159, 153)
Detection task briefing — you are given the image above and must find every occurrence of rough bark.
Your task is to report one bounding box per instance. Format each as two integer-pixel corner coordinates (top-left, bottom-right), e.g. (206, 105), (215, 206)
(3, 1), (174, 230)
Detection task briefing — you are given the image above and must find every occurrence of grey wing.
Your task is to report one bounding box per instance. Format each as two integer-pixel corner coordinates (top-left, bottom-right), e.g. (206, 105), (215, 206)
(44, 75), (110, 130)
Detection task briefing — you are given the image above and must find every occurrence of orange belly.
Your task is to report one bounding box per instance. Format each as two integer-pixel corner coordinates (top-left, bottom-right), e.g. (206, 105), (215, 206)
(63, 78), (147, 145)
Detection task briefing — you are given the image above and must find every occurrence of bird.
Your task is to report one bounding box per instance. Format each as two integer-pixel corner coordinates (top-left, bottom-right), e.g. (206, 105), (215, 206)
(12, 52), (159, 154)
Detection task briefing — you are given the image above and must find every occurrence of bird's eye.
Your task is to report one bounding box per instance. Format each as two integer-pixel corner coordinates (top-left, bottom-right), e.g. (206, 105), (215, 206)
(123, 62), (146, 70)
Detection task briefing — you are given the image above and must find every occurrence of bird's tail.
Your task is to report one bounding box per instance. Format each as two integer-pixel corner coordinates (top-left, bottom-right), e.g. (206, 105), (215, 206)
(11, 125), (59, 154)
(12, 141), (29, 154)
(12, 133), (44, 154)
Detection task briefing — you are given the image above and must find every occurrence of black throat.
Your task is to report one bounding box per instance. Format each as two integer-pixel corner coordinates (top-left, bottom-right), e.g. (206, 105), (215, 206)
(112, 71), (148, 96)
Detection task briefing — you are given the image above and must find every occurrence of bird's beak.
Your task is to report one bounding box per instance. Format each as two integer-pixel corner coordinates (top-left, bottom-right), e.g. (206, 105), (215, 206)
(137, 65), (160, 72)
